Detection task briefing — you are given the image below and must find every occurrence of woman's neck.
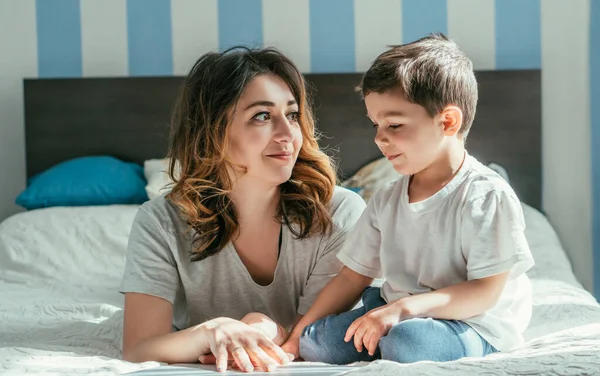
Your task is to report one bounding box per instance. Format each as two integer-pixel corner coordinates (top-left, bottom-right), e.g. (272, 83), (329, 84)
(228, 179), (280, 225)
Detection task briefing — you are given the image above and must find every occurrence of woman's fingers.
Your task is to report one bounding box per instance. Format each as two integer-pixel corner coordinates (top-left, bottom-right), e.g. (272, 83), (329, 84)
(198, 353), (216, 364)
(261, 339), (293, 365)
(231, 345), (254, 373)
(214, 345), (229, 372)
(248, 346), (280, 372)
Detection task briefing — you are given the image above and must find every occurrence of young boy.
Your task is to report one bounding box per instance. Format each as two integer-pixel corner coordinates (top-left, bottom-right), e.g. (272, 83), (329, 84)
(282, 33), (535, 364)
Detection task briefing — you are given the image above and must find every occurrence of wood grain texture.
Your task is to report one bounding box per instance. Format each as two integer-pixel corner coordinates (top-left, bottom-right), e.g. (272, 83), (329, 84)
(24, 70), (541, 209)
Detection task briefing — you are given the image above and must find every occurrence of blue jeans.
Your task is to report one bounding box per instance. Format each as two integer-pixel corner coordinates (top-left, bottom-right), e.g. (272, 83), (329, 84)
(299, 287), (497, 364)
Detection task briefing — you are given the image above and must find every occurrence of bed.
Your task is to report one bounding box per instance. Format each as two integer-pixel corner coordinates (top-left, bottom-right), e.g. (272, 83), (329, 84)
(2, 70), (599, 375)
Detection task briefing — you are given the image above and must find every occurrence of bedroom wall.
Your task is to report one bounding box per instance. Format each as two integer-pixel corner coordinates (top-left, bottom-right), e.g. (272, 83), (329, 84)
(0, 0), (595, 295)
(591, 0), (600, 297)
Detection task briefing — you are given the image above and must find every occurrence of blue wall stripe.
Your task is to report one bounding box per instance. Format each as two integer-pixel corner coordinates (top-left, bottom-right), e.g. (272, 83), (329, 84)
(126, 0), (173, 76)
(218, 0), (263, 50)
(35, 0), (82, 78)
(402, 0), (448, 44)
(309, 0), (355, 73)
(591, 0), (600, 298)
(495, 0), (541, 69)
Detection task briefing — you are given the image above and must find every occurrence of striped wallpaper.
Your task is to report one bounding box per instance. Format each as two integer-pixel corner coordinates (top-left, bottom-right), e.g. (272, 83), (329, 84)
(29, 0), (543, 77)
(0, 0), (596, 297)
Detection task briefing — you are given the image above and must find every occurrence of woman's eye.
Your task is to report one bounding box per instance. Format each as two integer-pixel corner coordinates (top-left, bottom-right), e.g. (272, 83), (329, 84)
(253, 112), (270, 122)
(287, 112), (300, 122)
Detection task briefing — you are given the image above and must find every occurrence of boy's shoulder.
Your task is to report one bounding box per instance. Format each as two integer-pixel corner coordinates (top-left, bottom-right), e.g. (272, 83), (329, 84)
(461, 155), (521, 207)
(367, 175), (406, 206)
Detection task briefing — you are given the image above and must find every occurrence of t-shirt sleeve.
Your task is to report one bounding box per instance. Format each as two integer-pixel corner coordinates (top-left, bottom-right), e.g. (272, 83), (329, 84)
(336, 197), (382, 279)
(461, 190), (535, 281)
(119, 207), (180, 304)
(297, 190), (366, 315)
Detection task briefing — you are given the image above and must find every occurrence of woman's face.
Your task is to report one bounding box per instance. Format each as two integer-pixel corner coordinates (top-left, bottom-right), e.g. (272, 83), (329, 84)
(227, 74), (303, 187)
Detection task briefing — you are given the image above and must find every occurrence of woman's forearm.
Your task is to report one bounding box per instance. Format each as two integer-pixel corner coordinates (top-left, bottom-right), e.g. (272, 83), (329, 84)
(123, 324), (209, 364)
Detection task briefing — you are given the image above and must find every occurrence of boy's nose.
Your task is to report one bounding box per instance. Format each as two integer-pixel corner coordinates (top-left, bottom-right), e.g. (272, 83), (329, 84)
(374, 132), (388, 147)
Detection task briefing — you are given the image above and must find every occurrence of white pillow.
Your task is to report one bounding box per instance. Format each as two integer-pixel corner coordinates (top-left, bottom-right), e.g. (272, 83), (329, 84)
(144, 158), (176, 200)
(343, 156), (511, 202)
(342, 157), (401, 202)
(487, 162), (510, 183)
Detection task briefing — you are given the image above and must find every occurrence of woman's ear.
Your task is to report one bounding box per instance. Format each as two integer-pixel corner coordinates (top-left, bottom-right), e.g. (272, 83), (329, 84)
(439, 105), (463, 137)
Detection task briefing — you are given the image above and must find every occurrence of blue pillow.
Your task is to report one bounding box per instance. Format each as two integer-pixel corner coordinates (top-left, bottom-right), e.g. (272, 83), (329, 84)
(346, 186), (364, 196)
(16, 156), (149, 210)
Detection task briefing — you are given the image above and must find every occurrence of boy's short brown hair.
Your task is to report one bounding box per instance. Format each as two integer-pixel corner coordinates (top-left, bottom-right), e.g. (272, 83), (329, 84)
(358, 33), (478, 137)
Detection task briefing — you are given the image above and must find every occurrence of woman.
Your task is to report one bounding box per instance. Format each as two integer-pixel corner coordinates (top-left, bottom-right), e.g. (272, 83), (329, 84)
(119, 47), (365, 373)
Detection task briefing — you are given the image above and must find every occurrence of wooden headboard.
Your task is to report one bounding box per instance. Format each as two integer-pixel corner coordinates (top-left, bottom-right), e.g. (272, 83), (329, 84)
(23, 70), (541, 210)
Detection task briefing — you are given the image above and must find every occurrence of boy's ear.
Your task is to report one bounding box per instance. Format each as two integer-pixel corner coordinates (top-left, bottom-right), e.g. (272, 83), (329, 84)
(439, 105), (463, 136)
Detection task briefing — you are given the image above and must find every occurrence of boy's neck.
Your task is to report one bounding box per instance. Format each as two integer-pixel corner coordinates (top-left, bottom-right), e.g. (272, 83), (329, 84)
(410, 141), (466, 194)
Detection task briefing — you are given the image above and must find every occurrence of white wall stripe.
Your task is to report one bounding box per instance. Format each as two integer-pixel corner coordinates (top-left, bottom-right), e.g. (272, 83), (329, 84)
(541, 0), (592, 292)
(262, 0), (310, 73)
(171, 0), (218, 76)
(447, 0), (495, 70)
(81, 0), (128, 77)
(354, 0), (402, 72)
(0, 0), (37, 220)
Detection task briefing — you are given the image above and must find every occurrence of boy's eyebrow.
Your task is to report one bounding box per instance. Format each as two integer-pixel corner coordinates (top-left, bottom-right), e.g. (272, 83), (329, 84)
(382, 110), (407, 117)
(244, 100), (297, 110)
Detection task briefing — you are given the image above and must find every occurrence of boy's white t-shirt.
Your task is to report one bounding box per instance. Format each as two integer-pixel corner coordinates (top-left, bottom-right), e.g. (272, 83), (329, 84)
(337, 154), (535, 352)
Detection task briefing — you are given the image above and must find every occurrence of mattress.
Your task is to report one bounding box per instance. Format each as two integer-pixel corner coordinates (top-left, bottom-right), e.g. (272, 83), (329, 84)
(1, 203), (599, 376)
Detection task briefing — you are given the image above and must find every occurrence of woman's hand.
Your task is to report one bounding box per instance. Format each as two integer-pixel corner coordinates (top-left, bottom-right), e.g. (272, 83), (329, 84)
(199, 317), (291, 372)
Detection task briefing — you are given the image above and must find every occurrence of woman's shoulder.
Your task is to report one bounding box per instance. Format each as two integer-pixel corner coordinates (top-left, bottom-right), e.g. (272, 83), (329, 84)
(328, 186), (367, 231)
(136, 193), (187, 234)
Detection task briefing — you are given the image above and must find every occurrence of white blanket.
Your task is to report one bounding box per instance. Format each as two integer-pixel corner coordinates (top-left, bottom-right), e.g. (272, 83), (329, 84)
(1, 204), (599, 375)
(0, 205), (159, 375)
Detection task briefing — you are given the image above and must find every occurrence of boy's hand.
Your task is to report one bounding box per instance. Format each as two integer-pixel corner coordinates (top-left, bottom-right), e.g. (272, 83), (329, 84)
(281, 336), (300, 361)
(344, 303), (403, 356)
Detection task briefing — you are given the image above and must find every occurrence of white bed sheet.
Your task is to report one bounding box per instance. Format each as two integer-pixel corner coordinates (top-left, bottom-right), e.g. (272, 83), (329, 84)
(1, 203), (599, 375)
(0, 205), (159, 375)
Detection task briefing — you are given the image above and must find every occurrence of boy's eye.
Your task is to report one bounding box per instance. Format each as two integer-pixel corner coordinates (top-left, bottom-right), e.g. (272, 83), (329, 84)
(253, 112), (270, 122)
(389, 124), (403, 130)
(371, 123), (379, 129)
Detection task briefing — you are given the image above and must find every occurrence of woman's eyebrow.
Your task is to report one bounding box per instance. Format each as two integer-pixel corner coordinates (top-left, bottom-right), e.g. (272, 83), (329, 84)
(244, 100), (297, 111)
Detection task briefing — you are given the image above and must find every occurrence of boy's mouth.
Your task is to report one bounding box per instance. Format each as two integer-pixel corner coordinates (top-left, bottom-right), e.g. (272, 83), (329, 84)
(385, 153), (402, 161)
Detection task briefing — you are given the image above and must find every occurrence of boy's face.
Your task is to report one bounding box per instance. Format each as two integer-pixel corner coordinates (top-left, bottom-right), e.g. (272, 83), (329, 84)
(364, 88), (448, 176)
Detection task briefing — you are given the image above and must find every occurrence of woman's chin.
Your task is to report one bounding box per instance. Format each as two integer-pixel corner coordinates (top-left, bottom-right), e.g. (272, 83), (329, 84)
(271, 170), (294, 186)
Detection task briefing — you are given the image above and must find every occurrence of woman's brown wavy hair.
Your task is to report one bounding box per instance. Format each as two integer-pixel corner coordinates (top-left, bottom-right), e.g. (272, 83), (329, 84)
(167, 46), (337, 262)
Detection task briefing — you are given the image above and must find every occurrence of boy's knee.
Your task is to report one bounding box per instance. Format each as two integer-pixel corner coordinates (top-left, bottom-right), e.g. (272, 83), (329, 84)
(379, 319), (434, 363)
(240, 312), (285, 345)
(299, 320), (344, 364)
(380, 319), (469, 363)
(299, 321), (328, 362)
(240, 312), (270, 325)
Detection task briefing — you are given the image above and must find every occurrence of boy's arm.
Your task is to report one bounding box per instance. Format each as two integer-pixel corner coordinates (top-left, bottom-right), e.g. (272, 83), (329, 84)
(289, 266), (373, 340)
(390, 271), (509, 321)
(344, 272), (509, 356)
(395, 189), (533, 321)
